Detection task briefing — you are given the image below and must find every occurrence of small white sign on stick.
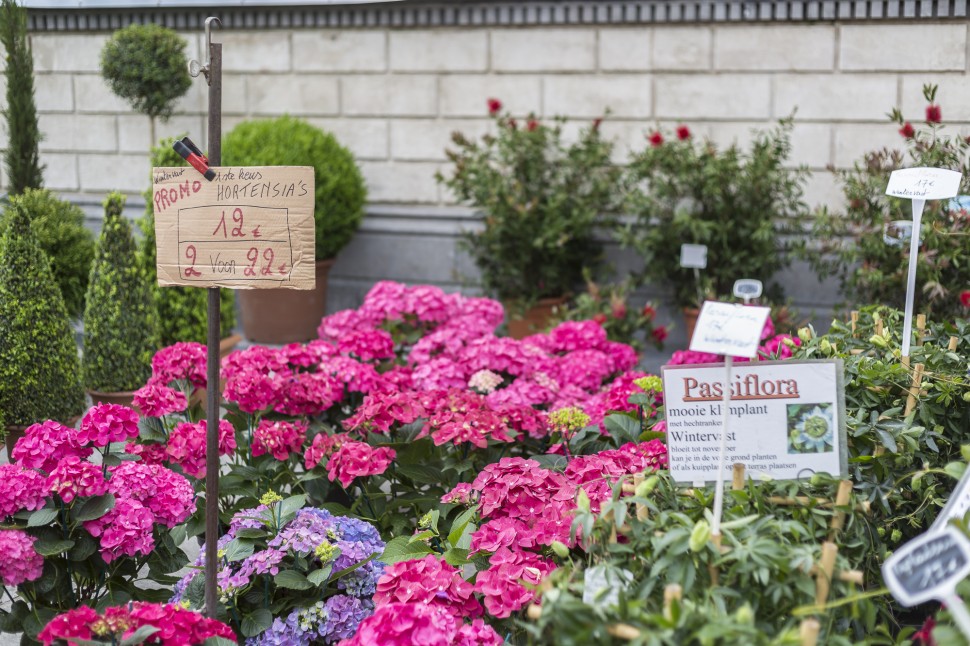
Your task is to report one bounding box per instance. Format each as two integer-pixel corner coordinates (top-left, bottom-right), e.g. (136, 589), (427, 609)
(690, 301), (770, 359)
(886, 167), (962, 200)
(932, 466), (970, 533)
(680, 243), (708, 269)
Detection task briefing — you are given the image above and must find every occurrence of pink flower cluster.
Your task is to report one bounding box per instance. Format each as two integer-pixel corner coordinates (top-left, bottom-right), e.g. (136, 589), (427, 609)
(0, 463), (48, 518)
(374, 555), (482, 618)
(76, 403), (139, 447)
(38, 602), (235, 646)
(340, 602), (501, 646)
(47, 456), (108, 503)
(420, 389), (513, 448)
(133, 381), (188, 418)
(83, 497), (155, 563)
(166, 420), (236, 479)
(326, 441), (396, 488)
(304, 432), (351, 470)
(11, 420), (92, 473)
(107, 462), (195, 528)
(474, 547), (556, 618)
(343, 388), (426, 434)
(252, 419), (307, 460)
(151, 342), (208, 388)
(563, 440), (668, 513)
(0, 529), (44, 586)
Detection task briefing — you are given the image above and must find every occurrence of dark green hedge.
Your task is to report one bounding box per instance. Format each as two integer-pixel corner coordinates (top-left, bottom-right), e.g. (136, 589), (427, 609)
(140, 137), (236, 345)
(0, 189), (95, 318)
(0, 201), (84, 427)
(82, 192), (159, 392)
(223, 116), (367, 260)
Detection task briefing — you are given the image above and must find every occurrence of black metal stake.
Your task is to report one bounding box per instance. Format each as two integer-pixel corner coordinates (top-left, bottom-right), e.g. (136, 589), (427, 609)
(204, 34), (222, 619)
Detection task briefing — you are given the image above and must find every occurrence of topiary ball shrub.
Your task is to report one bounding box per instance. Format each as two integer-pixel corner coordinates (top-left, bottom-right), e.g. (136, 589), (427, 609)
(100, 23), (191, 122)
(83, 192), (160, 393)
(140, 137), (235, 346)
(223, 115), (367, 260)
(0, 189), (95, 318)
(0, 200), (85, 428)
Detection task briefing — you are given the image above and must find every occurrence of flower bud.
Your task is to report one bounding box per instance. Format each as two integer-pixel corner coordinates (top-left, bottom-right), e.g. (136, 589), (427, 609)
(961, 391), (970, 403)
(819, 339), (832, 354)
(550, 541), (570, 559)
(891, 529), (902, 543)
(577, 489), (591, 513)
(735, 603), (754, 624)
(689, 519), (711, 552)
(636, 475), (660, 498)
(798, 327), (813, 342)
(869, 334), (888, 348)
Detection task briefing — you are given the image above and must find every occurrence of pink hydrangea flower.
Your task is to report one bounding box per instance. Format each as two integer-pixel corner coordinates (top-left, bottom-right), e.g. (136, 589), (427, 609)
(132, 382), (188, 418)
(222, 369), (282, 413)
(326, 441), (396, 488)
(337, 329), (396, 361)
(84, 497), (155, 563)
(760, 333), (801, 359)
(107, 462), (195, 528)
(166, 420), (236, 479)
(151, 342), (208, 387)
(251, 419), (307, 461)
(0, 529), (44, 586)
(374, 555), (482, 618)
(667, 349), (721, 365)
(11, 420), (92, 473)
(304, 432), (351, 470)
(563, 440), (668, 513)
(340, 602), (459, 646)
(423, 390), (513, 448)
(123, 442), (168, 466)
(276, 371), (343, 416)
(0, 464), (48, 518)
(456, 619), (504, 646)
(127, 602), (237, 644)
(37, 606), (99, 645)
(546, 320), (608, 353)
(317, 308), (380, 342)
(343, 389), (425, 434)
(441, 482), (475, 505)
(320, 355), (383, 393)
(77, 403), (140, 447)
(47, 456), (108, 503)
(474, 547), (556, 618)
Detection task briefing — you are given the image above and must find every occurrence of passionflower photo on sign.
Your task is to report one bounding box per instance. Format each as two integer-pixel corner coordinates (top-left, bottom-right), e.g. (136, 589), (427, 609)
(787, 403), (835, 454)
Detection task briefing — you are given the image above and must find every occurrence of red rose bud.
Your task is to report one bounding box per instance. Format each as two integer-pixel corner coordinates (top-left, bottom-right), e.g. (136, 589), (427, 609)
(526, 119), (539, 132)
(652, 326), (668, 342)
(593, 313), (608, 325)
(899, 122), (915, 139)
(642, 305), (656, 321)
(676, 124), (691, 140)
(611, 302), (627, 319)
(926, 104), (942, 123)
(648, 131), (664, 147)
(487, 98), (502, 115)
(960, 290), (970, 308)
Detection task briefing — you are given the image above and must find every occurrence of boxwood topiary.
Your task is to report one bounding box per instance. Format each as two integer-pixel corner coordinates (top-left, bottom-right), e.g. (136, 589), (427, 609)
(0, 200), (85, 428)
(139, 137), (236, 346)
(83, 192), (160, 393)
(0, 189), (95, 318)
(222, 115), (367, 260)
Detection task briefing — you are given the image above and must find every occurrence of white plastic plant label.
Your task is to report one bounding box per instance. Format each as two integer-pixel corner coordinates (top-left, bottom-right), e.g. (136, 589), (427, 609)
(883, 525), (970, 607)
(886, 167), (961, 200)
(582, 565), (634, 609)
(689, 301), (770, 358)
(679, 243), (708, 269)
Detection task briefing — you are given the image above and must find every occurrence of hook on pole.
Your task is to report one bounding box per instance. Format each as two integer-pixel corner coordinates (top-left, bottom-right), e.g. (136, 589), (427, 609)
(188, 16), (222, 81)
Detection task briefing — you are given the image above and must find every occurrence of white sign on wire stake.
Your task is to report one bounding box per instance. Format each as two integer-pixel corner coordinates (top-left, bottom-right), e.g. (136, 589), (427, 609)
(885, 168), (961, 360)
(689, 301), (770, 539)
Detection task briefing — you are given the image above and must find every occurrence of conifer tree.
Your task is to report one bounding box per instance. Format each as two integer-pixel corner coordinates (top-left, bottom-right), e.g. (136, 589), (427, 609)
(0, 0), (44, 194)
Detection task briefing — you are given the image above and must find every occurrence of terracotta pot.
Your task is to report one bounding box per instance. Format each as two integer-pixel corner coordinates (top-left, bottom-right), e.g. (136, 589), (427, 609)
(682, 306), (701, 343)
(3, 424), (28, 457)
(505, 296), (568, 340)
(88, 389), (136, 408)
(190, 333), (245, 410)
(238, 258), (335, 344)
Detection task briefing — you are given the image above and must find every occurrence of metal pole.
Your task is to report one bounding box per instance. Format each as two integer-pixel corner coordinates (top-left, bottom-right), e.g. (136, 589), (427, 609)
(204, 36), (222, 620)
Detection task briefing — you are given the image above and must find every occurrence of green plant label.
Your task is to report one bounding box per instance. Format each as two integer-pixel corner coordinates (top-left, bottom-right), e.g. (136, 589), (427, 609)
(661, 360), (847, 483)
(152, 166), (315, 290)
(883, 525), (970, 607)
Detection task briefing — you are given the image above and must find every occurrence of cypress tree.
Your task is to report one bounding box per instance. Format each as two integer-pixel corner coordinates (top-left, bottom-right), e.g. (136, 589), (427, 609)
(0, 0), (44, 194)
(0, 200), (84, 428)
(83, 192), (159, 392)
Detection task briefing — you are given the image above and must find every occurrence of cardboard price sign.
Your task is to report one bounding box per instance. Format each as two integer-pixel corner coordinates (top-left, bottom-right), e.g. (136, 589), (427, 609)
(152, 166), (315, 290)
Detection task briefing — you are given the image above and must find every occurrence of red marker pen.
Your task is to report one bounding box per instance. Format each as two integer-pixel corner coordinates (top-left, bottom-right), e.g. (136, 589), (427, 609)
(173, 140), (216, 181)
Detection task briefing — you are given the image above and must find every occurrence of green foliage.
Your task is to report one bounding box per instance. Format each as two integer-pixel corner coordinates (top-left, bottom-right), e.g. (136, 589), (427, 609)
(0, 0), (44, 194)
(99, 24), (191, 121)
(0, 201), (84, 426)
(222, 116), (367, 260)
(0, 189), (95, 318)
(83, 192), (160, 392)
(141, 137), (235, 345)
(619, 119), (808, 308)
(438, 107), (620, 304)
(801, 84), (970, 321)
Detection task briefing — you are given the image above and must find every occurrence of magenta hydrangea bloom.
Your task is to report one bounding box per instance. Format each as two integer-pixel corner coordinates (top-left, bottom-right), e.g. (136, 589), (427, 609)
(343, 389), (425, 434)
(474, 547), (556, 618)
(39, 603), (235, 646)
(374, 555), (482, 618)
(304, 432), (351, 470)
(166, 420), (236, 479)
(77, 403), (140, 447)
(0, 529), (44, 586)
(0, 463), (50, 518)
(132, 381), (188, 418)
(340, 602), (459, 646)
(337, 329), (396, 362)
(84, 497), (155, 563)
(251, 419), (307, 461)
(11, 420), (92, 473)
(107, 462), (195, 528)
(326, 441), (395, 488)
(151, 342), (208, 387)
(46, 455), (108, 504)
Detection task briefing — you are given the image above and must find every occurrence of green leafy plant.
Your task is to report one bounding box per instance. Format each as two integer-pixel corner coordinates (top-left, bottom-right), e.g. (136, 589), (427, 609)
(140, 137), (235, 345)
(0, 189), (95, 319)
(802, 84), (970, 321)
(619, 120), (808, 309)
(0, 0), (44, 194)
(82, 192), (160, 393)
(222, 116), (367, 261)
(100, 24), (191, 144)
(0, 200), (84, 428)
(437, 100), (621, 305)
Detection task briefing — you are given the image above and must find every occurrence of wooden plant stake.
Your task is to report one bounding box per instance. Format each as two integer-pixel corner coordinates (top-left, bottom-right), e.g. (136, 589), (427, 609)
(904, 363), (925, 418)
(915, 314), (926, 346)
(949, 335), (959, 351)
(632, 473), (648, 522)
(799, 618), (820, 646)
(850, 311), (859, 336)
(814, 541), (839, 607)
(663, 584), (682, 622)
(731, 463), (746, 491)
(828, 480), (854, 541)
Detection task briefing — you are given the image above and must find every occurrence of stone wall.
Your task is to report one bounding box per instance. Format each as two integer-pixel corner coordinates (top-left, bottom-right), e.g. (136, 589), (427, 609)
(10, 2), (970, 347)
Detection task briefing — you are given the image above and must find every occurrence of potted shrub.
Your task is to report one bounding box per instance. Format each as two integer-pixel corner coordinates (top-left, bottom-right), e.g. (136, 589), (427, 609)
(0, 189), (95, 319)
(802, 84), (970, 321)
(0, 0), (43, 194)
(0, 201), (85, 453)
(83, 192), (160, 406)
(438, 99), (620, 338)
(222, 115), (367, 343)
(619, 120), (807, 339)
(140, 137), (238, 348)
(100, 23), (191, 147)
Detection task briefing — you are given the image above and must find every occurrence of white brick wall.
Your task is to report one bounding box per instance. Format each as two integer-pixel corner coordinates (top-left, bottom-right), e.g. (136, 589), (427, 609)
(14, 20), (970, 215)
